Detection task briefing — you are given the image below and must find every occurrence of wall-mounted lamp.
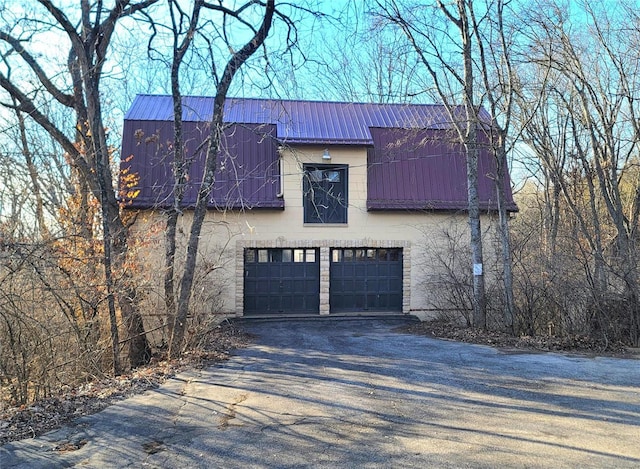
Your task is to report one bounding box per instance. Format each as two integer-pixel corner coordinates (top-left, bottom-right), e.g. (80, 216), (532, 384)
(322, 149), (331, 160)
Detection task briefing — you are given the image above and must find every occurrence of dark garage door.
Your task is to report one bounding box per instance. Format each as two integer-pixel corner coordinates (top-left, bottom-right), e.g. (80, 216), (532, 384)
(244, 248), (320, 315)
(330, 248), (403, 312)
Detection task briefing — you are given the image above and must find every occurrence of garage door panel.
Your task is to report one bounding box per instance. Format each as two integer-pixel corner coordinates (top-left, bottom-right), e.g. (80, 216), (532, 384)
(354, 264), (367, 276)
(244, 297), (257, 311)
(244, 248), (320, 315)
(304, 264), (318, 277)
(367, 278), (380, 292)
(292, 278), (306, 292)
(291, 296), (306, 310)
(244, 282), (257, 295)
(252, 280), (270, 295)
(330, 248), (403, 313)
(365, 264), (379, 276)
(280, 264), (293, 277)
(304, 278), (318, 294)
(254, 264), (274, 278)
(366, 293), (378, 307)
(339, 264), (354, 276)
(280, 296), (293, 311)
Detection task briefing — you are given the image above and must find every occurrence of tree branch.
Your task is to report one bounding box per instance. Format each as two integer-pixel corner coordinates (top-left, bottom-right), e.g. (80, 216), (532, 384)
(0, 31), (75, 108)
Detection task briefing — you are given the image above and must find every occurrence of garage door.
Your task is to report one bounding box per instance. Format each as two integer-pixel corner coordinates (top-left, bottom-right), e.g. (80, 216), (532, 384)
(330, 248), (403, 312)
(244, 248), (320, 315)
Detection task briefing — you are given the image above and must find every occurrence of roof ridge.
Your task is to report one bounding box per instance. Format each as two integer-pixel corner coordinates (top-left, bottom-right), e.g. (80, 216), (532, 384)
(133, 94), (448, 108)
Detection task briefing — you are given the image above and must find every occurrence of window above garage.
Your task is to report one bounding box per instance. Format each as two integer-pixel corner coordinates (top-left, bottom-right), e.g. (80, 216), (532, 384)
(303, 164), (348, 224)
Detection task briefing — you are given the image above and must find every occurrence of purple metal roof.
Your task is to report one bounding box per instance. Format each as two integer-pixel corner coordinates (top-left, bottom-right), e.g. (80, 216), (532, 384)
(122, 95), (516, 212)
(120, 121), (283, 209)
(125, 95), (489, 145)
(367, 128), (517, 212)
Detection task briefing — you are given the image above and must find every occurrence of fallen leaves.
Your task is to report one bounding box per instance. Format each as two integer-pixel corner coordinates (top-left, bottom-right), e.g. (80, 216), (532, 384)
(0, 362), (176, 445)
(0, 323), (252, 446)
(401, 319), (632, 356)
(142, 439), (165, 454)
(54, 439), (88, 452)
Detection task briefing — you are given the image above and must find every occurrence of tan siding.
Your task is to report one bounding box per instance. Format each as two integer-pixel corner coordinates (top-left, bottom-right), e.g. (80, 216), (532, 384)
(130, 145), (501, 321)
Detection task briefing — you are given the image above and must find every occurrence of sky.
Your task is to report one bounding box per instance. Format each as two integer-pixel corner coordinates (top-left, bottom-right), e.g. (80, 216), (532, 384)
(2, 0), (624, 198)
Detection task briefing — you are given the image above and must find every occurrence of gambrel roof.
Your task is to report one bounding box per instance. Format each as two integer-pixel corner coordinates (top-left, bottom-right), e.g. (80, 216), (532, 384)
(120, 95), (516, 212)
(125, 95), (493, 146)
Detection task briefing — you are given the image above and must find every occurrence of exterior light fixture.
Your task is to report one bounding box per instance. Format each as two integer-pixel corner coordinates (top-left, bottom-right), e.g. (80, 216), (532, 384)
(322, 149), (331, 160)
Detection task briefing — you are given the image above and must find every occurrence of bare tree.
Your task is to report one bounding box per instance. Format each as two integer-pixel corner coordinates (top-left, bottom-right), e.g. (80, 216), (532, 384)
(467, 0), (518, 332)
(376, 0), (485, 328)
(0, 0), (156, 368)
(515, 0), (640, 345)
(156, 0), (278, 357)
(144, 0), (205, 359)
(375, 0), (522, 331)
(13, 106), (51, 241)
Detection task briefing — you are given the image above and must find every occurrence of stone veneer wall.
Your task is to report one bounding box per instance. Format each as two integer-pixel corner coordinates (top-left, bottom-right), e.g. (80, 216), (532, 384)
(236, 239), (412, 315)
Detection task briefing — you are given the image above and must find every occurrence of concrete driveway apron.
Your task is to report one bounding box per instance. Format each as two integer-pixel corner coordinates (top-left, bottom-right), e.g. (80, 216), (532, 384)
(2, 317), (639, 468)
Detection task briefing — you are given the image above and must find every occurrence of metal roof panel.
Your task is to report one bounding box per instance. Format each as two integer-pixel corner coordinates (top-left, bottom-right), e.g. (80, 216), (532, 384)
(125, 95), (484, 144)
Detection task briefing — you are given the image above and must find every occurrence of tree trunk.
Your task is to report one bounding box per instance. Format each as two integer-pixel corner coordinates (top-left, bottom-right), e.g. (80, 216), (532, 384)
(461, 2), (486, 330)
(495, 140), (514, 332)
(118, 283), (152, 367)
(376, 0), (489, 329)
(465, 121), (486, 329)
(164, 213), (179, 343)
(108, 203), (152, 367)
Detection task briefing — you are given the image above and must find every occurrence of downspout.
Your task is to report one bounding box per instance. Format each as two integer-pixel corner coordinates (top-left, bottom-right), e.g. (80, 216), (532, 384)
(276, 146), (284, 198)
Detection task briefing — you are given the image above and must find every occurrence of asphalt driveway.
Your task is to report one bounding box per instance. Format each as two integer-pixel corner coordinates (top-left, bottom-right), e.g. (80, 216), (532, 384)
(2, 317), (639, 468)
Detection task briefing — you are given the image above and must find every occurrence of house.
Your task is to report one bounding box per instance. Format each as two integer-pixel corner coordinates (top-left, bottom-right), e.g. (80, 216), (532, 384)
(120, 95), (517, 319)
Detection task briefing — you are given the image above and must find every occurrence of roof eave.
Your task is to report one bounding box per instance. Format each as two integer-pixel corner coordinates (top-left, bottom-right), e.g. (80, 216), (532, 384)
(279, 138), (373, 146)
(367, 200), (519, 212)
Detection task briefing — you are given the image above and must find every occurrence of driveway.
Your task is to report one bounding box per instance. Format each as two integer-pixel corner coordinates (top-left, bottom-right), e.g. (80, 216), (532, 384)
(1, 317), (639, 468)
